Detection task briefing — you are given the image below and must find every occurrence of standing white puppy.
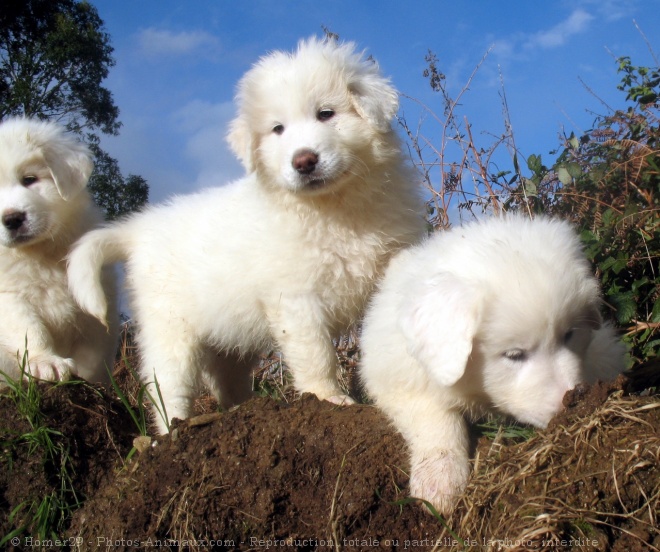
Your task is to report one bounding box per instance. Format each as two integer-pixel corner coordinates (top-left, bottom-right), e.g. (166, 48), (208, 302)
(360, 215), (625, 514)
(68, 37), (425, 433)
(0, 118), (118, 385)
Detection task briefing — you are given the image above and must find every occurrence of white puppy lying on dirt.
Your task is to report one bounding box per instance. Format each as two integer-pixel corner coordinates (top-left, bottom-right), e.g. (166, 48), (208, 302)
(0, 118), (118, 385)
(68, 37), (425, 434)
(360, 215), (625, 514)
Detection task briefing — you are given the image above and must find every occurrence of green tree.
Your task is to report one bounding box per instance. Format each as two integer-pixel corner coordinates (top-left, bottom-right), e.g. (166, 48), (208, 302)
(87, 137), (149, 221)
(0, 0), (148, 218)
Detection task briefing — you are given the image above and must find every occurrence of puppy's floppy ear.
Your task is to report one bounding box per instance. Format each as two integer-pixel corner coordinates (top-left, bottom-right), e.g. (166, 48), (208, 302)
(42, 138), (93, 201)
(399, 273), (481, 387)
(227, 116), (255, 172)
(348, 67), (399, 133)
(584, 303), (603, 330)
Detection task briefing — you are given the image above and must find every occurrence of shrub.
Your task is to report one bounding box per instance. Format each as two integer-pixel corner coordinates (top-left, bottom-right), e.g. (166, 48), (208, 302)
(404, 51), (659, 366)
(529, 57), (659, 365)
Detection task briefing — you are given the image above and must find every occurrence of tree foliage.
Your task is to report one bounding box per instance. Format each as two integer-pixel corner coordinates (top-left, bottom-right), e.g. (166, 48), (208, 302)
(87, 137), (149, 221)
(0, 0), (147, 218)
(0, 0), (118, 133)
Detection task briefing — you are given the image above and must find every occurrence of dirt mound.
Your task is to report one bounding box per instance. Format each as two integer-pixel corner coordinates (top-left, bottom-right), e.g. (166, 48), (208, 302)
(1, 375), (658, 551)
(0, 381), (135, 549)
(68, 395), (444, 550)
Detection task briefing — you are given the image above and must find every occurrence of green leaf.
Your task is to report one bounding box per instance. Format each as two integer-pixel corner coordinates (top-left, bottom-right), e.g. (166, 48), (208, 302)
(523, 177), (537, 195)
(565, 162), (582, 179)
(527, 153), (543, 175)
(639, 93), (658, 105)
(651, 298), (660, 324)
(600, 256), (627, 274)
(610, 291), (637, 325)
(513, 153), (521, 174)
(557, 166), (572, 185)
(631, 276), (649, 294)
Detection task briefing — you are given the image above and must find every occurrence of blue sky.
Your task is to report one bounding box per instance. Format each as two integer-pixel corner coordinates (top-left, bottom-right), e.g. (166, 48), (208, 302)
(90, 0), (660, 204)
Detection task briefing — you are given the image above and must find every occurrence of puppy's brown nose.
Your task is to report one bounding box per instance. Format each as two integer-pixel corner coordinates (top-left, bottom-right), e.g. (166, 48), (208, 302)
(292, 149), (319, 175)
(2, 211), (26, 230)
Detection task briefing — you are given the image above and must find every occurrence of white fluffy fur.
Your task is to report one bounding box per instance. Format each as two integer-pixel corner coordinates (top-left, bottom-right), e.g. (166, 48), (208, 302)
(360, 215), (626, 514)
(67, 37), (425, 434)
(0, 117), (118, 385)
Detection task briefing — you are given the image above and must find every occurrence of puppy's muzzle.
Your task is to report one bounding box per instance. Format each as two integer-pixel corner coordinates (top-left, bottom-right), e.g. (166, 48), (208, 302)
(2, 210), (27, 231)
(292, 149), (319, 175)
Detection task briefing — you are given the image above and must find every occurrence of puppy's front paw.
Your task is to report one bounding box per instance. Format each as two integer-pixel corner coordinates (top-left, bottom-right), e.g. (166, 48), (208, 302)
(26, 356), (75, 382)
(325, 394), (356, 406)
(409, 451), (471, 516)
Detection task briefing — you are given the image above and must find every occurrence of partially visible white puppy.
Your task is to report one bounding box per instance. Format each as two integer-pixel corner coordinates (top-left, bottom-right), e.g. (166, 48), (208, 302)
(360, 215), (625, 515)
(0, 117), (118, 385)
(67, 37), (425, 434)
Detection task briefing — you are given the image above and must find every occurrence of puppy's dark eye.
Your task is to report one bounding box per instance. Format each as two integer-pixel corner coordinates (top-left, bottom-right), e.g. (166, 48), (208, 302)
(504, 348), (527, 362)
(21, 175), (38, 186)
(317, 108), (335, 122)
(563, 330), (574, 344)
(272, 124), (285, 135)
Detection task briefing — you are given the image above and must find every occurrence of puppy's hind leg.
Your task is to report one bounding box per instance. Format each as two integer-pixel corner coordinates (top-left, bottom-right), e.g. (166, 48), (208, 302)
(137, 325), (205, 435)
(70, 310), (120, 387)
(204, 349), (256, 410)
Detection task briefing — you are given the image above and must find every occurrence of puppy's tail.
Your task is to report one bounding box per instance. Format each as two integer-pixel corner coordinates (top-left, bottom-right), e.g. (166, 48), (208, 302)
(68, 224), (131, 327)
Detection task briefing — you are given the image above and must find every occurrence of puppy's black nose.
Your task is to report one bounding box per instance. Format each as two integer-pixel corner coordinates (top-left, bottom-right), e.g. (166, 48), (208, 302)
(292, 149), (319, 175)
(2, 211), (27, 230)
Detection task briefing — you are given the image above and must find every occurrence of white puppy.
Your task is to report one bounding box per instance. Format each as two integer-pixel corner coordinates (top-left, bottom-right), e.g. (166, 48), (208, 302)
(0, 118), (118, 385)
(67, 37), (425, 434)
(360, 215), (625, 514)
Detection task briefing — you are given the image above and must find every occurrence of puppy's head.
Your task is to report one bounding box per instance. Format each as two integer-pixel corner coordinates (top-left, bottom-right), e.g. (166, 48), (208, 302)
(227, 37), (400, 196)
(0, 117), (93, 248)
(475, 279), (602, 428)
(400, 217), (606, 428)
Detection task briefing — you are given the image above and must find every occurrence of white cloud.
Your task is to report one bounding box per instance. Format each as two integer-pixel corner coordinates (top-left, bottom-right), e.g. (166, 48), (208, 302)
(138, 27), (221, 59)
(525, 9), (594, 49)
(173, 100), (244, 190)
(490, 38), (516, 62)
(489, 8), (596, 70)
(580, 0), (638, 22)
